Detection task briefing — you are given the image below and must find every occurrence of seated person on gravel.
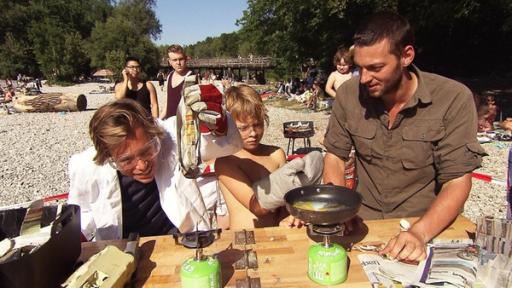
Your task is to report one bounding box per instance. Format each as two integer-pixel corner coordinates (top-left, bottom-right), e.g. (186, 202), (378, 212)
(215, 85), (323, 229)
(68, 84), (242, 241)
(477, 93), (498, 132)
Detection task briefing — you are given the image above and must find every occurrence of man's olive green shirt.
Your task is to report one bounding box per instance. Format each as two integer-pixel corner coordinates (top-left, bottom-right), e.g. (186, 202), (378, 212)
(324, 65), (486, 219)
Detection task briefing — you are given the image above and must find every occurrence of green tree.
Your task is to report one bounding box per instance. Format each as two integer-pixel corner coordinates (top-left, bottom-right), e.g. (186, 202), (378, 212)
(87, 0), (161, 78)
(185, 32), (241, 58)
(0, 33), (32, 78)
(236, 0), (512, 77)
(29, 18), (90, 81)
(0, 0), (112, 80)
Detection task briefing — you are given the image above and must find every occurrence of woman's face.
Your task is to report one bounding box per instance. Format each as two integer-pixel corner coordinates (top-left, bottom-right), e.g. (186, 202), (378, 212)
(336, 58), (350, 74)
(125, 60), (141, 78)
(235, 116), (265, 151)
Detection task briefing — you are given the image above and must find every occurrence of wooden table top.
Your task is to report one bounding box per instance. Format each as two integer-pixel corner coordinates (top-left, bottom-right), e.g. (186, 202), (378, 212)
(80, 216), (475, 287)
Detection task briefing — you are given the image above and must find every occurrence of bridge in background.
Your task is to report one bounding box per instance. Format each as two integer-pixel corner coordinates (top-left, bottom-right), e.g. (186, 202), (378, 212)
(160, 57), (277, 83)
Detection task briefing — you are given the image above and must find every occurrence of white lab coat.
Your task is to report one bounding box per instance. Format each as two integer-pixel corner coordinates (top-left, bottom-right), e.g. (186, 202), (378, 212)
(68, 116), (242, 241)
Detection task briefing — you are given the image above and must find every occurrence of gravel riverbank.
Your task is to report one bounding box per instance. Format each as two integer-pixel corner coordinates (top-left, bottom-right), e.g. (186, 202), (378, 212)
(0, 82), (509, 223)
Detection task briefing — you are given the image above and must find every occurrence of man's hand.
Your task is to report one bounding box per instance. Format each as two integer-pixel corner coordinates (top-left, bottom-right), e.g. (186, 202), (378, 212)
(184, 84), (227, 135)
(280, 215), (305, 228)
(378, 174), (472, 262)
(379, 228), (427, 262)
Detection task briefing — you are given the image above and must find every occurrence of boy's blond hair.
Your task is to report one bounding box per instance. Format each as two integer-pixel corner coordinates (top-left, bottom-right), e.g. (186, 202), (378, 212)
(225, 85), (269, 126)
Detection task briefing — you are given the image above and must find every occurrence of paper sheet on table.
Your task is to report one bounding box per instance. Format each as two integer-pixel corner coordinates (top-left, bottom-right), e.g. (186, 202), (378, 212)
(474, 216), (512, 288)
(421, 243), (478, 288)
(358, 254), (427, 287)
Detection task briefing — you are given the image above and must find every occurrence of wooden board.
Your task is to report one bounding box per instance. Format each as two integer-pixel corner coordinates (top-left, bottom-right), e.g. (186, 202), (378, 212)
(80, 216), (475, 287)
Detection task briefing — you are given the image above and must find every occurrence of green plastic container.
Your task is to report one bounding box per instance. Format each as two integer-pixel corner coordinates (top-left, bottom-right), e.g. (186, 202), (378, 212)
(180, 256), (221, 288)
(308, 243), (348, 285)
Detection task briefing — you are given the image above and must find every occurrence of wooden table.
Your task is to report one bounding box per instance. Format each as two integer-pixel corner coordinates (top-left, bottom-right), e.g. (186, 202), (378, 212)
(80, 216), (475, 287)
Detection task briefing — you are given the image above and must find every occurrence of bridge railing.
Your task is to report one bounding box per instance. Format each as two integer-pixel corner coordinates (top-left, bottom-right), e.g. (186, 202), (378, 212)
(161, 57), (276, 69)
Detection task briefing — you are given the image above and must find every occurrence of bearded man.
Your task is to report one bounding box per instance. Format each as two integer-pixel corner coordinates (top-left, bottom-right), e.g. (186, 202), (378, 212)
(323, 12), (486, 262)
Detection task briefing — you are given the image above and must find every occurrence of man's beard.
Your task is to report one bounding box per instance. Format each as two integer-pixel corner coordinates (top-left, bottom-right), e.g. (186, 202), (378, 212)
(379, 66), (403, 98)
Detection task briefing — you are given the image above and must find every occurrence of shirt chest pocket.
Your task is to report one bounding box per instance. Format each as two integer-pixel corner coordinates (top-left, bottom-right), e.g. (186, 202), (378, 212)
(401, 122), (445, 169)
(347, 121), (377, 162)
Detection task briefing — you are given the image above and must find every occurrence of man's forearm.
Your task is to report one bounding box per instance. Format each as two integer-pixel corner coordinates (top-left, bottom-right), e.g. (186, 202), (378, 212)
(323, 152), (346, 186)
(410, 173), (472, 243)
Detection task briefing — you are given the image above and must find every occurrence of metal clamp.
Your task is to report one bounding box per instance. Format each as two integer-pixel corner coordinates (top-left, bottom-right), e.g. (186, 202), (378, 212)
(234, 249), (258, 270)
(235, 229), (255, 245)
(235, 276), (261, 288)
(233, 230), (260, 286)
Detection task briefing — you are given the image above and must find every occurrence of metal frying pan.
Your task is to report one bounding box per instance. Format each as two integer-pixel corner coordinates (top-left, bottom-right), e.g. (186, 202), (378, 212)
(284, 184), (362, 225)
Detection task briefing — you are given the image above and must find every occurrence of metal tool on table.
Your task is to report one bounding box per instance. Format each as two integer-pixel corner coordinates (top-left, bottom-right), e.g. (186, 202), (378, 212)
(173, 228), (222, 288)
(233, 229), (261, 288)
(285, 184), (362, 286)
(62, 233), (140, 288)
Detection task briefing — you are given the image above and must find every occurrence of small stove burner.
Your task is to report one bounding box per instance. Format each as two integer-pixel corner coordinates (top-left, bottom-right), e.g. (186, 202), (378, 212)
(309, 223), (345, 237)
(172, 228), (221, 249)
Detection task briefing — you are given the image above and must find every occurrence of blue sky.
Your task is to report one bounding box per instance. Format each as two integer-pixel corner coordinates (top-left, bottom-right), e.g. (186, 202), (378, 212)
(154, 0), (248, 46)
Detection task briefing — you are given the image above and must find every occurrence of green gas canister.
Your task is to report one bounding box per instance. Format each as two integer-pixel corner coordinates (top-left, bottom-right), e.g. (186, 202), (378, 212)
(308, 241), (348, 285)
(181, 254), (221, 288)
(172, 229), (222, 288)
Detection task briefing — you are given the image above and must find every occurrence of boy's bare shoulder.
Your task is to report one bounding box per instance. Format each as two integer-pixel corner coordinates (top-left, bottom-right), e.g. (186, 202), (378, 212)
(259, 144), (284, 155)
(216, 153), (240, 162)
(260, 144), (286, 166)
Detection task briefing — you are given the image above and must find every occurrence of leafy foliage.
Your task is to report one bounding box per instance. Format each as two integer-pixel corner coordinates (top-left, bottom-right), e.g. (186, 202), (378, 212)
(186, 0), (512, 77)
(186, 32), (242, 58)
(1, 0), (510, 80)
(0, 0), (160, 81)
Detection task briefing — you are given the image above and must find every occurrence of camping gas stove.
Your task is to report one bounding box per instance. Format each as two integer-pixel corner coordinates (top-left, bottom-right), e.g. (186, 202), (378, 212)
(307, 223), (348, 285)
(284, 184), (362, 286)
(172, 229), (222, 288)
